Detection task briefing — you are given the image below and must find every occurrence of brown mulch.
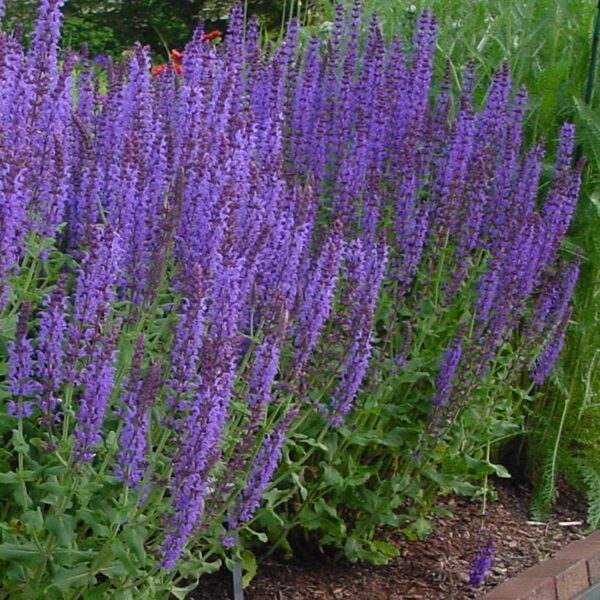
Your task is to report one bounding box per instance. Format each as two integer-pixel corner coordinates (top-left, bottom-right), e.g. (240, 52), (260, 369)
(191, 481), (587, 599)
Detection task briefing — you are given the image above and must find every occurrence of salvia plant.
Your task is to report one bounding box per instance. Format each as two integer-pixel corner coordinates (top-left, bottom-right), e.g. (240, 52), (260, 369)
(325, 0), (600, 531)
(0, 0), (583, 598)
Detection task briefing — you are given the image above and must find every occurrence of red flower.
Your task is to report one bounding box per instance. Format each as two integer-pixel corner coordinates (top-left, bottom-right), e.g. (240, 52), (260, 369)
(201, 30), (223, 42)
(170, 49), (183, 63)
(152, 64), (167, 76)
(152, 49), (184, 77)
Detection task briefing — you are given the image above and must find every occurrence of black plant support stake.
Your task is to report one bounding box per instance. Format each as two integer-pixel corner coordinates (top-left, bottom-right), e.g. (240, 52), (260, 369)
(575, 0), (600, 163)
(231, 530), (244, 600)
(233, 553), (244, 600)
(226, 506), (244, 599)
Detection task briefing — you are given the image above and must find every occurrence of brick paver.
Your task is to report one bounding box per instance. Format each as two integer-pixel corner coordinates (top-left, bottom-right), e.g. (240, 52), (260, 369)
(479, 532), (600, 600)
(479, 576), (556, 599)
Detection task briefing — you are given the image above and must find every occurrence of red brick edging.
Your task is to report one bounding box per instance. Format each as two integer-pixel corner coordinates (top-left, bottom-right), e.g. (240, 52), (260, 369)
(480, 530), (600, 599)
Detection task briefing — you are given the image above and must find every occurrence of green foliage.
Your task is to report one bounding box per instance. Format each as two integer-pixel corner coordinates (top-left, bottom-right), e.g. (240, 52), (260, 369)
(1, 0), (315, 57)
(578, 459), (600, 528)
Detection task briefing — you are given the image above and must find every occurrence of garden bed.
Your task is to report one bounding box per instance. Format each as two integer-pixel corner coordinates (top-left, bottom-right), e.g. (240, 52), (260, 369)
(194, 482), (587, 599)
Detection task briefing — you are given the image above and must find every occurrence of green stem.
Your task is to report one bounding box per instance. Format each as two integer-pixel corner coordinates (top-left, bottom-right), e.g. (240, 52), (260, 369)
(433, 232), (451, 308)
(481, 440), (491, 520)
(584, 0), (600, 106)
(16, 418), (29, 511)
(547, 390), (573, 507)
(60, 383), (76, 446)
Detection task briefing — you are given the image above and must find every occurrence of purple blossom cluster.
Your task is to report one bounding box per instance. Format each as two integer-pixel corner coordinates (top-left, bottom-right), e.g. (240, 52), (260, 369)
(0, 0), (582, 572)
(469, 540), (495, 586)
(115, 345), (161, 487)
(35, 276), (68, 422)
(7, 303), (39, 418)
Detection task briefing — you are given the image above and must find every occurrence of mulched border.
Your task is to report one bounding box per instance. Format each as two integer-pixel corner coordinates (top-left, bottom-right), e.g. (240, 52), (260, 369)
(192, 481), (589, 599)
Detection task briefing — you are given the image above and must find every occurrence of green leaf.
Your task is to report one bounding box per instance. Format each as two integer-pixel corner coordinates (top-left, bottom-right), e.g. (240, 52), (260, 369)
(0, 542), (45, 565)
(77, 508), (110, 537)
(44, 465), (70, 478)
(38, 476), (68, 496)
(346, 430), (381, 446)
(464, 456), (494, 476)
(344, 535), (363, 561)
(176, 557), (221, 579)
(240, 550), (257, 588)
(291, 472), (308, 501)
(370, 540), (400, 558)
(11, 429), (29, 454)
(171, 580), (199, 599)
(0, 471), (19, 484)
(243, 527), (268, 544)
(314, 497), (338, 519)
(76, 478), (107, 508)
(123, 526), (147, 563)
(296, 436), (329, 452)
(0, 413), (17, 436)
(104, 430), (119, 452)
(14, 483), (32, 510)
(450, 481), (481, 496)
(299, 508), (321, 531)
(321, 464), (343, 487)
(52, 565), (96, 591)
(380, 427), (417, 447)
(346, 467), (374, 487)
(22, 508), (44, 534)
(53, 549), (96, 566)
(99, 561), (129, 578)
(46, 514), (76, 547)
(489, 462), (511, 479)
(0, 470), (37, 484)
(111, 540), (138, 577)
(400, 517), (433, 541)
(82, 581), (113, 599)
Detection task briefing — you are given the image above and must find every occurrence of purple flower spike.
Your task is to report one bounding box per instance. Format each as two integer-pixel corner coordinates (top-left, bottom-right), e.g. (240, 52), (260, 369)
(531, 308), (572, 386)
(540, 124), (581, 264)
(469, 540), (495, 586)
(432, 334), (463, 408)
(228, 409), (299, 533)
(7, 303), (40, 417)
(116, 359), (162, 487)
(73, 336), (119, 463)
(526, 257), (580, 341)
(67, 225), (123, 380)
(35, 275), (69, 421)
(329, 241), (388, 423)
(294, 225), (345, 374)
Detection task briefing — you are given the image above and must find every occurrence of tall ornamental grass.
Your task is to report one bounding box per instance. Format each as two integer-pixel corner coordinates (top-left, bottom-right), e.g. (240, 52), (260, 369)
(0, 0), (582, 597)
